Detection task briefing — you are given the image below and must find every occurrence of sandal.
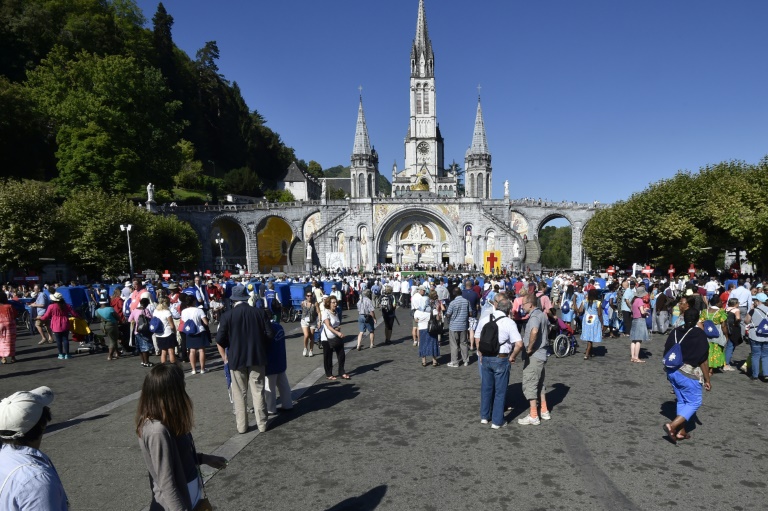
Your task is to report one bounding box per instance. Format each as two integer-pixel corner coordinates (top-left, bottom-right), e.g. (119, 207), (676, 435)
(422, 361), (427, 367)
(676, 432), (691, 440)
(662, 423), (677, 444)
(432, 361), (439, 367)
(327, 376), (337, 380)
(341, 374), (351, 380)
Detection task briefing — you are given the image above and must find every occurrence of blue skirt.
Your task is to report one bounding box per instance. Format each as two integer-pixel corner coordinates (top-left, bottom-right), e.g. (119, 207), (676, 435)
(186, 333), (209, 349)
(418, 329), (440, 358)
(629, 318), (649, 342)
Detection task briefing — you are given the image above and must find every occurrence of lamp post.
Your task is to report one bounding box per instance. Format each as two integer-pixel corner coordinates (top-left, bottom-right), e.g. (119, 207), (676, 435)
(215, 233), (225, 270)
(120, 224), (134, 278)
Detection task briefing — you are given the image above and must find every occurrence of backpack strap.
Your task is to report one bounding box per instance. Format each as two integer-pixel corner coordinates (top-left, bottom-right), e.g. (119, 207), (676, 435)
(0, 462), (36, 496)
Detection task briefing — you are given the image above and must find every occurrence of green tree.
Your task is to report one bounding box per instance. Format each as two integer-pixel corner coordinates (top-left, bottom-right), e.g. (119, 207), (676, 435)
(307, 160), (323, 178)
(143, 214), (201, 270)
(0, 180), (61, 271)
(328, 187), (347, 200)
(222, 167), (263, 196)
(539, 225), (572, 268)
(264, 189), (295, 203)
(60, 188), (151, 277)
(26, 47), (183, 194)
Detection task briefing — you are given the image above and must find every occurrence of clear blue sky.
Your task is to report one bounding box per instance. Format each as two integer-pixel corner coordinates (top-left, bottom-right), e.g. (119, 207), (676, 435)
(135, 0), (768, 204)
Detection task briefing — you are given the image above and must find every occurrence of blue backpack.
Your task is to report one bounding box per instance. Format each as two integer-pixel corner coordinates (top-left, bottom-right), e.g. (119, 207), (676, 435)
(148, 316), (165, 334)
(663, 329), (690, 370)
(702, 320), (719, 339)
(561, 301), (570, 314)
(182, 319), (200, 335)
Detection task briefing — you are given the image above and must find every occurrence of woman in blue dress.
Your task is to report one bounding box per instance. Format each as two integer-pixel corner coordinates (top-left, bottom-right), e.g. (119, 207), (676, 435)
(581, 288), (603, 359)
(602, 282), (620, 338)
(560, 284), (575, 326)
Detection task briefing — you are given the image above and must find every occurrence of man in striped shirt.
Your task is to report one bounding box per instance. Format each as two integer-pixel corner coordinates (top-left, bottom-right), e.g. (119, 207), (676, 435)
(445, 287), (471, 367)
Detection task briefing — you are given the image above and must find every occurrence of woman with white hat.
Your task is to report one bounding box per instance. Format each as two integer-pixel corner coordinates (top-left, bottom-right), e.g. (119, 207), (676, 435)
(39, 292), (78, 360)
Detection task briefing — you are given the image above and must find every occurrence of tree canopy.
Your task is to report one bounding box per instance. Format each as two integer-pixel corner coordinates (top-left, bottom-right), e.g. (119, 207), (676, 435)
(582, 158), (768, 272)
(1, 0), (304, 196)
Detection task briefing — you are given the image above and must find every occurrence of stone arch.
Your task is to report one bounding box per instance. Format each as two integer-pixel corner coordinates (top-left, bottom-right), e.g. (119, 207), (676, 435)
(255, 215), (298, 272)
(210, 214), (252, 272)
(374, 206), (458, 265)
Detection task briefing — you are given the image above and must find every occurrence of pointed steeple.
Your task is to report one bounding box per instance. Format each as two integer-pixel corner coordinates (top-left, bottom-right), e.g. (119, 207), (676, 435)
(411, 0), (434, 77)
(352, 94), (371, 155)
(470, 95), (489, 155)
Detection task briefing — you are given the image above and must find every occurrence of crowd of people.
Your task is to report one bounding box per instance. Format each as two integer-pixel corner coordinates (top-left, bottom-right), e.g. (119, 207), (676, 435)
(1, 267), (766, 509)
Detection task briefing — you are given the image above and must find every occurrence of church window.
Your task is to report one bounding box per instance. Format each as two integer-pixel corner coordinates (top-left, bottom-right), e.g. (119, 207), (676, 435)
(416, 89), (422, 115)
(358, 174), (365, 197)
(469, 173), (475, 197)
(423, 89), (429, 114)
(478, 173), (484, 198)
(486, 174), (490, 199)
(367, 174), (373, 197)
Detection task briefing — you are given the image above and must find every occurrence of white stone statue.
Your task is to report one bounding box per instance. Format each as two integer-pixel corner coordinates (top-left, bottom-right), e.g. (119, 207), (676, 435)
(321, 179), (326, 198)
(360, 228), (369, 267)
(405, 223), (427, 241)
(147, 183), (155, 202)
(465, 228), (473, 256)
(338, 233), (346, 255)
(306, 241), (313, 260)
(513, 241), (520, 258)
(487, 231), (496, 252)
(504, 180), (509, 198)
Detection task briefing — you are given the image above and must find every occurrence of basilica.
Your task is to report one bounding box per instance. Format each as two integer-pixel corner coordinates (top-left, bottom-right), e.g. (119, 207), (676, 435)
(172, 0), (598, 274)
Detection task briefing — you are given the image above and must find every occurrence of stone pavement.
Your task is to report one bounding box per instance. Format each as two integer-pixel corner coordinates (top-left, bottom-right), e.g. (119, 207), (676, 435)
(1, 309), (767, 510)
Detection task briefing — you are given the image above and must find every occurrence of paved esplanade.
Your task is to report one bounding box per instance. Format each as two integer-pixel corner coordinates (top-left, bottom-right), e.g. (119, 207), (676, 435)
(1, 309), (765, 510)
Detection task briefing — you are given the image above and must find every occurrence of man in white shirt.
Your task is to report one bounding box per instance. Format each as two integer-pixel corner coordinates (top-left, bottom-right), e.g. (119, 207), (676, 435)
(729, 280), (752, 337)
(400, 279), (411, 307)
(392, 278), (402, 306)
(704, 276), (719, 301)
(410, 286), (427, 346)
(475, 297), (522, 429)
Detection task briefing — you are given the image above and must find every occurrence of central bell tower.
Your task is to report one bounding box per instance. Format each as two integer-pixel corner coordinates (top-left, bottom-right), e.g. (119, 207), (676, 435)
(403, 0), (444, 192)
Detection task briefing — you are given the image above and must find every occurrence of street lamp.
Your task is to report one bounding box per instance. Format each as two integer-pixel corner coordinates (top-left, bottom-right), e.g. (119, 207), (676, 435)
(215, 232), (225, 270)
(120, 224), (134, 278)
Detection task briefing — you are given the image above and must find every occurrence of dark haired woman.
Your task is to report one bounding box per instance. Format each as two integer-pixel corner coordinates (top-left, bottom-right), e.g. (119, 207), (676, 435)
(0, 290), (18, 364)
(663, 308), (711, 443)
(137, 363), (226, 510)
(40, 292), (78, 360)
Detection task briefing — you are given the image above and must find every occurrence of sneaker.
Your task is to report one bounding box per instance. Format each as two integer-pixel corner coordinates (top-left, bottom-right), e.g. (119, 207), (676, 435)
(63, 354), (71, 360)
(517, 415), (541, 426)
(191, 369), (197, 375)
(199, 369), (206, 374)
(447, 362), (459, 367)
(722, 365), (736, 372)
(491, 422), (506, 429)
(57, 354), (65, 360)
(308, 350), (314, 357)
(413, 341), (417, 346)
(463, 361), (470, 367)
(540, 411), (551, 420)
(302, 348), (308, 357)
(480, 419), (489, 425)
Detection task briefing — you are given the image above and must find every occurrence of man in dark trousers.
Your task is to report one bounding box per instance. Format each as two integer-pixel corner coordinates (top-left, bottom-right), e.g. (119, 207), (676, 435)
(216, 285), (274, 434)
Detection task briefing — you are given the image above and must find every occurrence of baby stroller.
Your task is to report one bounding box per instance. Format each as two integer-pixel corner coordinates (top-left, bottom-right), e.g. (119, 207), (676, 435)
(71, 317), (107, 354)
(552, 318), (578, 358)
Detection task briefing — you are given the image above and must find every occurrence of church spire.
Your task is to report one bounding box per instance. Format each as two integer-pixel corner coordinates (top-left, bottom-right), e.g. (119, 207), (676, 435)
(411, 0), (434, 78)
(352, 94), (371, 155)
(470, 95), (489, 155)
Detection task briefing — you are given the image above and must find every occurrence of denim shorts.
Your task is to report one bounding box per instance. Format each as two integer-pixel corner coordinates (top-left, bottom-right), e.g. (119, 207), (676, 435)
(358, 315), (375, 333)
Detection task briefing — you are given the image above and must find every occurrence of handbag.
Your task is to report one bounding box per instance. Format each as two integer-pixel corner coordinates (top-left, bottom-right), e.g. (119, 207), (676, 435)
(190, 438), (213, 511)
(427, 314), (442, 336)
